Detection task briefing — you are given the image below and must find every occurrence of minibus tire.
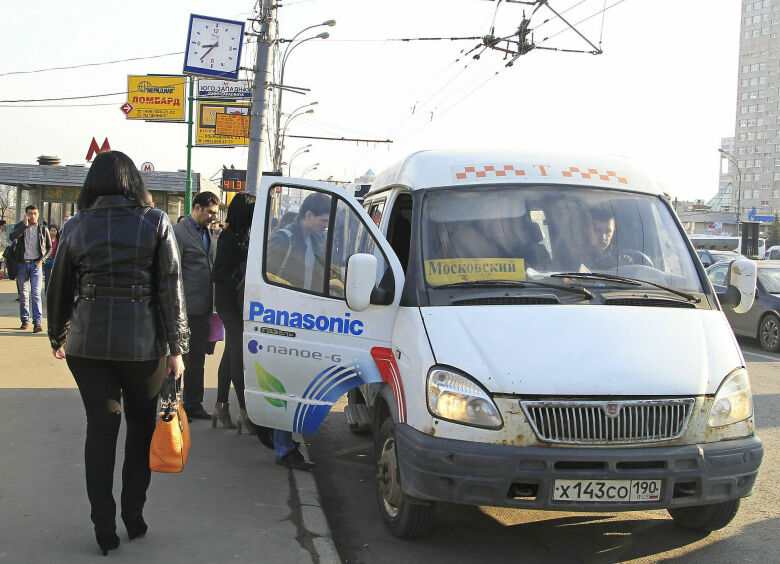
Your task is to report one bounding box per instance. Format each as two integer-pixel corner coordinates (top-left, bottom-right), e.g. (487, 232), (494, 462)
(667, 499), (740, 533)
(375, 417), (435, 538)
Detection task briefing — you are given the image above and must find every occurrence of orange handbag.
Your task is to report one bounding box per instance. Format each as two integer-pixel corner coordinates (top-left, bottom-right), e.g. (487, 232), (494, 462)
(150, 373), (191, 473)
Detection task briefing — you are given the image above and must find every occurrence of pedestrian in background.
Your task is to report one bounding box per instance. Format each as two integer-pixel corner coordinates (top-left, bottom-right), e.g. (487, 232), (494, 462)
(173, 191), (220, 421)
(47, 151), (189, 556)
(10, 204), (51, 332)
(212, 192), (262, 433)
(43, 224), (59, 292)
(0, 220), (9, 278)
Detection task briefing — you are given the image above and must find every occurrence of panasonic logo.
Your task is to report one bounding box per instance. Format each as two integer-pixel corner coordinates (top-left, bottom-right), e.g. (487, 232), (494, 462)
(249, 301), (364, 335)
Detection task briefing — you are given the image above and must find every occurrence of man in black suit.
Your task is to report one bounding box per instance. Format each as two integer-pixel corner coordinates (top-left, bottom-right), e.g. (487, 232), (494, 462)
(173, 192), (220, 419)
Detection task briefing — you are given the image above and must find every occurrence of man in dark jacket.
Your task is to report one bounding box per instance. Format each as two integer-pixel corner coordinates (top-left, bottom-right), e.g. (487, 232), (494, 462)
(266, 193), (329, 292)
(173, 191), (220, 419)
(10, 205), (52, 332)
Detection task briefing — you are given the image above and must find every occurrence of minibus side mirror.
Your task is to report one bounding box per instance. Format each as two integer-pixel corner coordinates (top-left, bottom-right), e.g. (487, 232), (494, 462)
(717, 259), (757, 314)
(345, 253), (378, 312)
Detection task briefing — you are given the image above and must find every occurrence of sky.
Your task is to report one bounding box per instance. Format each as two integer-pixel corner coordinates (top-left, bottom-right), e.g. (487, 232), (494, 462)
(1, 0), (742, 202)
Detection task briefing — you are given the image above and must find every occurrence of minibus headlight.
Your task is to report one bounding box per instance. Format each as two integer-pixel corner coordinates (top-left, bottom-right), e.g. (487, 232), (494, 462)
(426, 367), (503, 429)
(709, 368), (753, 428)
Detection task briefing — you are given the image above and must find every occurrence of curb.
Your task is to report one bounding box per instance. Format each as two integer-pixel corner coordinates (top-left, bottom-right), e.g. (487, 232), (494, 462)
(296, 434), (342, 564)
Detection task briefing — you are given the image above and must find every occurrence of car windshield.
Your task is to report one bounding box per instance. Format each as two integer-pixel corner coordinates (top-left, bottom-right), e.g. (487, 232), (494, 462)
(759, 267), (780, 293)
(710, 251), (743, 263)
(421, 184), (703, 294)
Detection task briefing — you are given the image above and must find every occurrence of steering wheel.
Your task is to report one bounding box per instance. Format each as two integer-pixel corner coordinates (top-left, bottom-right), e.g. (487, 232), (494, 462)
(618, 249), (655, 268)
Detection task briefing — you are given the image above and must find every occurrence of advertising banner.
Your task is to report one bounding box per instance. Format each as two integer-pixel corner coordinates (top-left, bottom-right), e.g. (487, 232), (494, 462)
(198, 79), (252, 99)
(196, 101), (251, 147)
(126, 75), (186, 121)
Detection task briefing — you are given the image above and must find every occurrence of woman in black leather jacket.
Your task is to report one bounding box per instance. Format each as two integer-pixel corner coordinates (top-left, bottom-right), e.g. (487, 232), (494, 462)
(212, 192), (256, 431)
(47, 151), (189, 555)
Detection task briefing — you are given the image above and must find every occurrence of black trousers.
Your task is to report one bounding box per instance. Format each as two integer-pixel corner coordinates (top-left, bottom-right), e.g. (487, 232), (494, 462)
(67, 355), (165, 534)
(182, 313), (210, 410)
(216, 310), (246, 409)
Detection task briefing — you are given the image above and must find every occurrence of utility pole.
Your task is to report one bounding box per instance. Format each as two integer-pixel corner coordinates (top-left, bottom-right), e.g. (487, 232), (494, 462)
(246, 0), (275, 195)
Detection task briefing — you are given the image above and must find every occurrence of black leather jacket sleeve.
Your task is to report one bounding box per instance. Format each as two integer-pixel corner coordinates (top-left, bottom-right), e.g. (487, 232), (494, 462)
(155, 214), (190, 355)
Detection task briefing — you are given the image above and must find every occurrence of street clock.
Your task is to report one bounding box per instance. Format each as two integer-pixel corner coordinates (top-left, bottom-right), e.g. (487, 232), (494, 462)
(183, 14), (245, 80)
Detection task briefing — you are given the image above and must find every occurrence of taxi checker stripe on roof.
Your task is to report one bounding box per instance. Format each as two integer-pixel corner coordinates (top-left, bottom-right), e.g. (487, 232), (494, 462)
(562, 166), (628, 183)
(455, 164), (527, 180)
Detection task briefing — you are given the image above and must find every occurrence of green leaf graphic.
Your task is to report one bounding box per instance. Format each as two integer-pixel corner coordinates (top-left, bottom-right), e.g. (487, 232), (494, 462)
(255, 361), (288, 410)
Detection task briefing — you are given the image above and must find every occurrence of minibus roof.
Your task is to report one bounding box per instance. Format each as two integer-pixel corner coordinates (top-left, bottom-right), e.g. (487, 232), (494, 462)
(367, 150), (662, 196)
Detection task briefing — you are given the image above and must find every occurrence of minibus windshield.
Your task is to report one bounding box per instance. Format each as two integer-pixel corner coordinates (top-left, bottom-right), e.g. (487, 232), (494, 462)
(421, 185), (703, 294)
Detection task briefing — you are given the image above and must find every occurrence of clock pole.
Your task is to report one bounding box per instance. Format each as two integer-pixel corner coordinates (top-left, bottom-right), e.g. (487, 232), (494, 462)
(245, 0), (275, 195)
(185, 75), (195, 214)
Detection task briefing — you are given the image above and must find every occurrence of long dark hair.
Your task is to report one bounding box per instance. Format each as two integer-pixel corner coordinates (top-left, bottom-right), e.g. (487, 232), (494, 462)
(225, 192), (256, 243)
(78, 151), (152, 210)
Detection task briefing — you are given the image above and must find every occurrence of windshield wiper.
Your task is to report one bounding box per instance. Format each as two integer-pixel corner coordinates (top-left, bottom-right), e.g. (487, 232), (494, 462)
(550, 272), (701, 303)
(434, 279), (594, 300)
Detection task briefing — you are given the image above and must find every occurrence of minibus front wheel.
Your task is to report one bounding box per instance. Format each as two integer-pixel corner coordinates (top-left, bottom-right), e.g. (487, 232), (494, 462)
(668, 499), (740, 533)
(375, 416), (435, 538)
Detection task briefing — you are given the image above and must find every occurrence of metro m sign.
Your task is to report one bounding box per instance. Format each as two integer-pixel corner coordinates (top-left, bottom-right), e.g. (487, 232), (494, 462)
(86, 137), (111, 161)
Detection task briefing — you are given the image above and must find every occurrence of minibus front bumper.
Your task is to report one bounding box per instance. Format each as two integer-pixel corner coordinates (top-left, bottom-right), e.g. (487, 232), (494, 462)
(394, 423), (763, 511)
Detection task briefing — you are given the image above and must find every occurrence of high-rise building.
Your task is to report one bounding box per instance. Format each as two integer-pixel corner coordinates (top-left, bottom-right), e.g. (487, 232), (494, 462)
(730, 0), (780, 232)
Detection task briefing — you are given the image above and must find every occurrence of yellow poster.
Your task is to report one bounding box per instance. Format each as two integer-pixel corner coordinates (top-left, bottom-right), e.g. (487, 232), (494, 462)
(424, 258), (526, 286)
(196, 102), (250, 147)
(126, 75), (186, 121)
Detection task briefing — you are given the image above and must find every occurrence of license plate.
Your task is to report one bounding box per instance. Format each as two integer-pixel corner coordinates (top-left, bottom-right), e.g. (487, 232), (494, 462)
(553, 479), (661, 502)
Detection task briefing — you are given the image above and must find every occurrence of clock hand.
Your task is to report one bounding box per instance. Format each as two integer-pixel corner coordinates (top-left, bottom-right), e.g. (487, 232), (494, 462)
(200, 42), (219, 62)
(201, 42), (218, 48)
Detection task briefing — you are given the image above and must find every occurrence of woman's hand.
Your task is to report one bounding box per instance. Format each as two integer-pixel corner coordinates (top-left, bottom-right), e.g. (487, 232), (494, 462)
(167, 354), (184, 379)
(52, 344), (66, 359)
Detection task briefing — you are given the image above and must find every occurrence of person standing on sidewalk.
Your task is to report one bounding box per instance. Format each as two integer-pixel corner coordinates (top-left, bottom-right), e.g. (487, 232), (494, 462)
(212, 192), (265, 434)
(0, 220), (10, 279)
(173, 191), (220, 421)
(9, 205), (51, 332)
(43, 224), (59, 292)
(47, 151), (189, 556)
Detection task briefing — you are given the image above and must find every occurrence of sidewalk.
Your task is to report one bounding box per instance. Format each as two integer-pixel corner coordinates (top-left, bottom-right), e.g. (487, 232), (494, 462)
(0, 278), (339, 563)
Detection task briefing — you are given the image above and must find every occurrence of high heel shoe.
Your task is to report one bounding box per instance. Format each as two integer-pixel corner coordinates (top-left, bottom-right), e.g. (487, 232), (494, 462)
(95, 531), (120, 556)
(236, 409), (258, 434)
(123, 515), (148, 540)
(211, 402), (236, 429)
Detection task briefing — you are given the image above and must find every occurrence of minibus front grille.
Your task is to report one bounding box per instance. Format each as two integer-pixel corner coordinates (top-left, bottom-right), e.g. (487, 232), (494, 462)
(521, 399), (695, 445)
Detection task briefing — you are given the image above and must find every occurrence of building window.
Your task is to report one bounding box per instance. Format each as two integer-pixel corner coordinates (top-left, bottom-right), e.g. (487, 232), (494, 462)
(773, 189), (780, 197)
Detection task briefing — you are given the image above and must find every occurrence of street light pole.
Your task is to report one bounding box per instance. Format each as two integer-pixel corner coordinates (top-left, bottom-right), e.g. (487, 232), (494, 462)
(273, 20), (335, 172)
(288, 144), (312, 176)
(302, 163), (320, 177)
(719, 148), (742, 236)
(246, 0), (275, 194)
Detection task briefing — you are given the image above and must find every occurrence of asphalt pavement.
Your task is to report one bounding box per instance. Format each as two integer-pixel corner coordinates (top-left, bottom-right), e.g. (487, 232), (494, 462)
(0, 278), (339, 563)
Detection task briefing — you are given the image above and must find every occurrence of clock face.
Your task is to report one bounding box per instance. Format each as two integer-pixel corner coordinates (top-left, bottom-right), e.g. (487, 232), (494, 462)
(183, 14), (245, 80)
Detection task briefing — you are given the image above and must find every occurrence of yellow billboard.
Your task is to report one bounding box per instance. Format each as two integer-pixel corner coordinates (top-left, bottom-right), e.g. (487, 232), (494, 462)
(196, 101), (251, 147)
(125, 75), (186, 121)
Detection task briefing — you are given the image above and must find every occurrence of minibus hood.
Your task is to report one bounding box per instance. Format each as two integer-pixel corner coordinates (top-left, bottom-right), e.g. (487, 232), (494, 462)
(420, 306), (742, 396)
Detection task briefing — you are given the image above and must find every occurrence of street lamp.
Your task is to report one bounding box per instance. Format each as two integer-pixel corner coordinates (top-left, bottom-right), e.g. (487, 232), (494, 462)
(719, 148), (742, 236)
(274, 20), (335, 172)
(288, 144), (312, 176)
(302, 163), (320, 177)
(278, 102), (317, 167)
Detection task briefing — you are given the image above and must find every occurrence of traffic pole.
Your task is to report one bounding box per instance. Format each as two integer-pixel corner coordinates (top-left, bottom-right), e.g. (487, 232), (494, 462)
(245, 0), (275, 195)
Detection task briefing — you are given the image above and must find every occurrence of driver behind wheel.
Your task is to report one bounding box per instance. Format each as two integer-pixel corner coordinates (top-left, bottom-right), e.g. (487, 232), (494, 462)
(585, 204), (618, 270)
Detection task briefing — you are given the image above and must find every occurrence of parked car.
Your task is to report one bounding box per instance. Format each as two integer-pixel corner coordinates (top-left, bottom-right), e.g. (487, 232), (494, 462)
(766, 245), (780, 260)
(708, 260), (780, 352)
(697, 249), (745, 268)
